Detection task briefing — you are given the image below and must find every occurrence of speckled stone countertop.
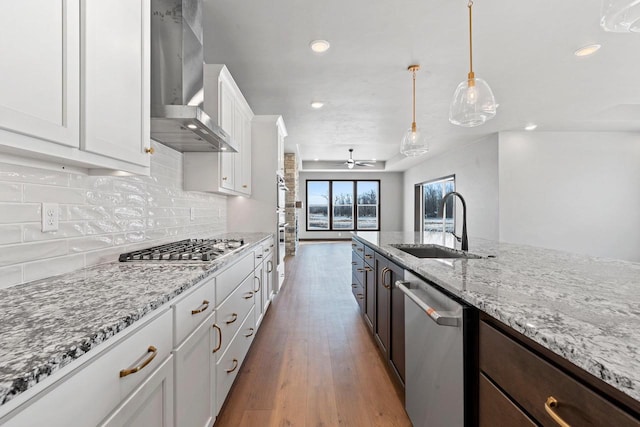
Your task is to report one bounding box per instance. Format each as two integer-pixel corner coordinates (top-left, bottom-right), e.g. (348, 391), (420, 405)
(0, 232), (271, 407)
(353, 231), (640, 402)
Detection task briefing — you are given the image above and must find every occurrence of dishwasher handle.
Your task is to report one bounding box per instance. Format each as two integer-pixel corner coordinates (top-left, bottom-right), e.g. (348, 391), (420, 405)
(396, 281), (460, 327)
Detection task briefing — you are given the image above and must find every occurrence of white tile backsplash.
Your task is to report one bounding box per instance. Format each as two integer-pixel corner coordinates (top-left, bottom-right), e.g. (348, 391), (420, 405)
(0, 141), (227, 287)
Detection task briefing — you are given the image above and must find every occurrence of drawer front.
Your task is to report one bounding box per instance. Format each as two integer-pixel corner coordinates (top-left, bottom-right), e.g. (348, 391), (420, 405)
(173, 276), (215, 347)
(352, 239), (364, 258)
(262, 237), (275, 258)
(216, 305), (256, 414)
(351, 281), (364, 312)
(479, 373), (536, 427)
(254, 244), (265, 267)
(216, 251), (255, 305)
(479, 322), (638, 426)
(363, 244), (375, 267)
(352, 251), (364, 285)
(214, 274), (255, 359)
(5, 310), (173, 427)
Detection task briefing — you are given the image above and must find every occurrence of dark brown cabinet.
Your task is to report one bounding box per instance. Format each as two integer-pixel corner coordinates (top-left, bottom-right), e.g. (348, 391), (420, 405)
(363, 258), (375, 332)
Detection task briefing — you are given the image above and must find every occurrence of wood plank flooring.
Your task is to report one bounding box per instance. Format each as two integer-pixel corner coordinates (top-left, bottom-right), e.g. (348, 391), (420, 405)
(214, 242), (411, 427)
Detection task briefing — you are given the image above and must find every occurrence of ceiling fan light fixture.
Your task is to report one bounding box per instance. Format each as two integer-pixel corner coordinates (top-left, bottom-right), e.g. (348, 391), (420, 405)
(347, 162), (354, 169)
(310, 101), (325, 109)
(449, 0), (497, 127)
(400, 65), (429, 157)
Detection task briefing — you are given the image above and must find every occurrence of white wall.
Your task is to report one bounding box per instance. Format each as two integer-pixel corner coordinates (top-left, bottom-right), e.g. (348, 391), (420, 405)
(299, 171), (403, 239)
(403, 134), (500, 240)
(499, 131), (640, 261)
(0, 141), (227, 288)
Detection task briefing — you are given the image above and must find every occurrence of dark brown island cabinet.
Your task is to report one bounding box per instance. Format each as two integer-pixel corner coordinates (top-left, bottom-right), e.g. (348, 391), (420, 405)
(351, 238), (405, 390)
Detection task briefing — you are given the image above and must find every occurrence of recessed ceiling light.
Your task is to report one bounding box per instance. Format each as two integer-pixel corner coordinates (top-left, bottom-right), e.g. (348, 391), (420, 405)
(524, 123), (538, 131)
(371, 158), (377, 162)
(314, 158), (319, 161)
(221, 147), (228, 151)
(574, 44), (601, 57)
(187, 124), (198, 129)
(309, 40), (330, 53)
(310, 101), (325, 109)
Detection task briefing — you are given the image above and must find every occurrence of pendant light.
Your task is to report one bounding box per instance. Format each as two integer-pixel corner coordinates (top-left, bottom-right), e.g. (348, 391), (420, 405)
(400, 65), (429, 156)
(449, 0), (497, 127)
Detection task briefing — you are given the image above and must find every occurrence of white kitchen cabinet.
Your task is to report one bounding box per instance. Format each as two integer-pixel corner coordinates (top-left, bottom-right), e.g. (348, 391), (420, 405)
(0, 0), (79, 148)
(173, 311), (216, 427)
(0, 0), (151, 175)
(254, 256), (266, 329)
(99, 355), (174, 427)
(265, 251), (275, 309)
(184, 65), (253, 195)
(80, 0), (151, 168)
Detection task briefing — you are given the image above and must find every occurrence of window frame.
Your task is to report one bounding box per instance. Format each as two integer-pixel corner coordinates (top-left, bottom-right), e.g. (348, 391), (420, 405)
(306, 179), (381, 232)
(414, 175), (456, 233)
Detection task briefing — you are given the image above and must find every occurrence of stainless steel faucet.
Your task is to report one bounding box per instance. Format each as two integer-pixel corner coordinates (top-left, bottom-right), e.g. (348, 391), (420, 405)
(440, 192), (468, 251)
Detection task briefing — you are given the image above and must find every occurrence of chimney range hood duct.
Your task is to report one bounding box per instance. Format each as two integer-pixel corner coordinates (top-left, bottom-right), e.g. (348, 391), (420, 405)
(150, 0), (237, 152)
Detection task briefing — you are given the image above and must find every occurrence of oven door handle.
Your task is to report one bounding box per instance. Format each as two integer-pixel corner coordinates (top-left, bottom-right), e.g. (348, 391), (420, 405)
(396, 281), (460, 327)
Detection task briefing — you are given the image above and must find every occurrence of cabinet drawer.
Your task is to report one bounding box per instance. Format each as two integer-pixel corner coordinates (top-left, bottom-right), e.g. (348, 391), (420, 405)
(479, 322), (638, 426)
(4, 310), (172, 427)
(254, 244), (265, 267)
(479, 373), (535, 427)
(262, 237), (275, 258)
(352, 252), (364, 285)
(352, 239), (364, 258)
(214, 274), (255, 360)
(173, 276), (215, 347)
(363, 245), (375, 266)
(216, 305), (255, 414)
(216, 251), (254, 305)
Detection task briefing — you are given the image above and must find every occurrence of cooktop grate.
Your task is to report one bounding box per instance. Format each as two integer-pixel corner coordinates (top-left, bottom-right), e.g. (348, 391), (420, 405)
(118, 238), (245, 262)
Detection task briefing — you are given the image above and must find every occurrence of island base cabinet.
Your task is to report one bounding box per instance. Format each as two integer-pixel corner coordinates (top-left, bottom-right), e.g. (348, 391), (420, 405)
(216, 306), (256, 415)
(479, 321), (639, 426)
(479, 373), (535, 427)
(99, 355), (174, 427)
(173, 311), (216, 427)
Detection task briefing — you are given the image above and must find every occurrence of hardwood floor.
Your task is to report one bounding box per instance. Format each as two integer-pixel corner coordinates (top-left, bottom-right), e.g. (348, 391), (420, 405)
(214, 241), (411, 427)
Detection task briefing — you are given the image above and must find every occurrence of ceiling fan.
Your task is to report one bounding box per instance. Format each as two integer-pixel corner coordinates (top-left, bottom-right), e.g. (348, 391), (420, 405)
(338, 148), (374, 169)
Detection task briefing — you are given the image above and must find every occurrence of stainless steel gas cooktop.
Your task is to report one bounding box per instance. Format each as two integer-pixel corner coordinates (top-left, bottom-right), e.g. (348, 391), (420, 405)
(118, 238), (245, 262)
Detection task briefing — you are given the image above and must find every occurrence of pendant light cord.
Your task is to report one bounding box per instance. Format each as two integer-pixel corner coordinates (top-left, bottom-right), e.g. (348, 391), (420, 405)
(412, 68), (416, 127)
(468, 0), (474, 79)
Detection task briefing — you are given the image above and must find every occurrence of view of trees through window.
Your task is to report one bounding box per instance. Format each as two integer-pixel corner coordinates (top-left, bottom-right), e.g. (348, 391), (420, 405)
(307, 180), (379, 231)
(420, 176), (455, 232)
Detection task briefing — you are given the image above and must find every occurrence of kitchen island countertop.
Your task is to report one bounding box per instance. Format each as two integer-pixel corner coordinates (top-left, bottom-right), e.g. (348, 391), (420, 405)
(353, 231), (640, 402)
(0, 232), (272, 408)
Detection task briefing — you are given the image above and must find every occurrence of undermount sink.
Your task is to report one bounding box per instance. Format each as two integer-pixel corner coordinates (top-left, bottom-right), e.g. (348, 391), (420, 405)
(390, 244), (484, 259)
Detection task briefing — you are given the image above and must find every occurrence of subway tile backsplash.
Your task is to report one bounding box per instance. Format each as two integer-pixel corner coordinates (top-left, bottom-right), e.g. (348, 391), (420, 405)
(0, 141), (227, 288)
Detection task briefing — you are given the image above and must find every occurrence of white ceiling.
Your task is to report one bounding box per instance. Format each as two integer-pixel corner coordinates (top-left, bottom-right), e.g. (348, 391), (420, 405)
(203, 0), (640, 172)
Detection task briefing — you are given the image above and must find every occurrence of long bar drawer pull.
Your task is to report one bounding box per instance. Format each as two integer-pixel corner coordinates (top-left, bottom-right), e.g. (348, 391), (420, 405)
(545, 397), (571, 427)
(244, 327), (255, 337)
(395, 281), (460, 327)
(254, 276), (262, 292)
(191, 300), (209, 315)
(119, 346), (157, 378)
(226, 358), (239, 373)
(212, 324), (222, 353)
(226, 313), (238, 324)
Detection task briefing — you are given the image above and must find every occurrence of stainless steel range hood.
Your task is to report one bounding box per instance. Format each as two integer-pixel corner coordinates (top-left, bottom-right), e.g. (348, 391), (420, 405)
(150, 0), (237, 152)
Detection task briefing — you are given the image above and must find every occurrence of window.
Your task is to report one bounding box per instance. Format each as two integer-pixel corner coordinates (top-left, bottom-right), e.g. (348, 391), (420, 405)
(307, 180), (380, 231)
(415, 176), (455, 233)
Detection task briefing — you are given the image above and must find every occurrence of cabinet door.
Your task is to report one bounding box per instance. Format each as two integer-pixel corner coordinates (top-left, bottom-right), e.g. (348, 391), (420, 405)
(254, 263), (265, 328)
(234, 108), (252, 194)
(99, 355), (174, 427)
(265, 253), (275, 304)
(218, 79), (235, 190)
(174, 312), (216, 427)
(80, 0), (150, 167)
(375, 256), (390, 357)
(0, 0), (79, 147)
(388, 261), (405, 383)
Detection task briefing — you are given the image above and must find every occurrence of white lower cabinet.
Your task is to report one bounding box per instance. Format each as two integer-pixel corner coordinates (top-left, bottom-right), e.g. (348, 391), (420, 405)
(265, 251), (275, 309)
(99, 355), (174, 427)
(173, 311), (216, 427)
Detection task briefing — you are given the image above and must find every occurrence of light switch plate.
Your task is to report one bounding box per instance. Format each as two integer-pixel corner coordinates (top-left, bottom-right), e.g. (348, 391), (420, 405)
(42, 203), (59, 232)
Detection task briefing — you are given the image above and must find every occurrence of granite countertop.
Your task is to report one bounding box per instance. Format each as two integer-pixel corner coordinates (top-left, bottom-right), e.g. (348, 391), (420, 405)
(0, 232), (272, 407)
(353, 231), (640, 402)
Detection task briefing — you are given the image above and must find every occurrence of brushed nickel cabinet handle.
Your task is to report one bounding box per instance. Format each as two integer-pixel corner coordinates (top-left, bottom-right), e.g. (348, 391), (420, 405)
(144, 147), (154, 154)
(544, 397), (571, 427)
(254, 276), (262, 293)
(352, 283), (358, 288)
(191, 300), (210, 315)
(357, 247), (363, 252)
(222, 176), (228, 181)
(244, 328), (255, 338)
(364, 266), (373, 272)
(243, 292), (254, 299)
(365, 254), (373, 259)
(256, 254), (263, 259)
(382, 267), (391, 289)
(119, 346), (157, 378)
(242, 184), (247, 188)
(356, 268), (365, 272)
(356, 293), (364, 300)
(225, 313), (238, 324)
(226, 358), (239, 373)
(212, 324), (222, 353)
(351, 261), (357, 265)
(267, 260), (273, 273)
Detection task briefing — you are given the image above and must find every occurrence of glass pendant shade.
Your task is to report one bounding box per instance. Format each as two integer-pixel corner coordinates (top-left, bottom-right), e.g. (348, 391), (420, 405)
(449, 76), (497, 127)
(601, 0), (640, 32)
(400, 125), (429, 156)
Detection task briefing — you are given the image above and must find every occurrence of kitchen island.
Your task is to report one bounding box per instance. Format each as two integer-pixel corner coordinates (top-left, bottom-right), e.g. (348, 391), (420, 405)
(353, 231), (640, 412)
(0, 232), (272, 422)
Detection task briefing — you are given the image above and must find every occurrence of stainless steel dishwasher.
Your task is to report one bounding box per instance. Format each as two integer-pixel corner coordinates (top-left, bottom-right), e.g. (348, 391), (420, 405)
(397, 270), (471, 427)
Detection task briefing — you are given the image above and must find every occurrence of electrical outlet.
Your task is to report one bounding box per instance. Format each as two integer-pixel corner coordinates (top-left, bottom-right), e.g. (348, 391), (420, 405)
(41, 203), (59, 232)
(190, 207), (195, 221)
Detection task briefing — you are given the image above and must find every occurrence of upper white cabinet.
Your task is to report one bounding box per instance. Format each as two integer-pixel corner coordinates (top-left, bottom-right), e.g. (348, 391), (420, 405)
(184, 65), (253, 195)
(0, 0), (80, 148)
(81, 0), (151, 168)
(0, 0), (151, 175)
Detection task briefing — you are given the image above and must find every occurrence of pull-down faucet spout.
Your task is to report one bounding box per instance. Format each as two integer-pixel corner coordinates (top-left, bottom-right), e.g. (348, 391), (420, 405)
(440, 192), (468, 251)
